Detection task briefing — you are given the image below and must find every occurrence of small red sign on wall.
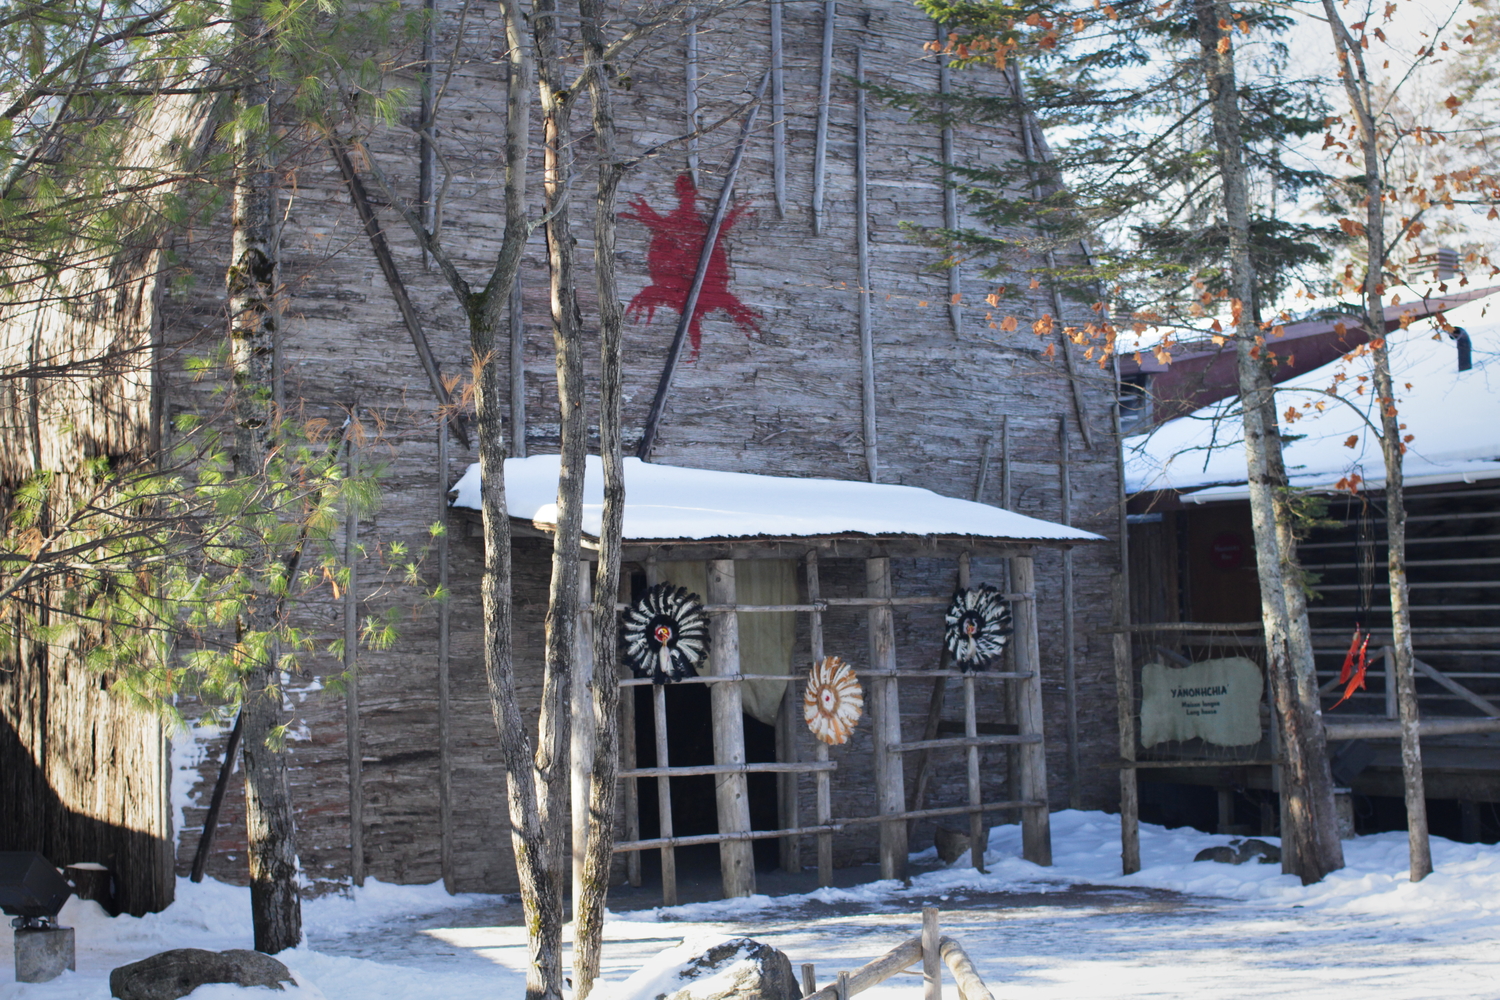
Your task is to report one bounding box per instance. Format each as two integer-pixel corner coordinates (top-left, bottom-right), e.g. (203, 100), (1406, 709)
(1209, 531), (1246, 571)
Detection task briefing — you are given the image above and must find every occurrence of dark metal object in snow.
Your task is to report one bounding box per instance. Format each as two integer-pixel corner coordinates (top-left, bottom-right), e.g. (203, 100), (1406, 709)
(944, 585), (1014, 672)
(622, 584), (711, 683)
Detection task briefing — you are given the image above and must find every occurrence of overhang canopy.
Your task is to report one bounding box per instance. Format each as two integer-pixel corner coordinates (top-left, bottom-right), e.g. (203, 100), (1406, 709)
(450, 455), (1103, 550)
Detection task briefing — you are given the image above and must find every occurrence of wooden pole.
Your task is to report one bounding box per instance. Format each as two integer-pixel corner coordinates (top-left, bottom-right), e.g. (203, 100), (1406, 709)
(189, 712), (244, 883)
(571, 564), (596, 919)
(1384, 645), (1397, 719)
(509, 275), (526, 458)
(345, 443), (364, 887)
(622, 671), (642, 887)
(1059, 416), (1080, 809)
(685, 6), (699, 186)
(1000, 418), (1019, 817)
(868, 557), (908, 881)
(936, 21), (960, 334)
(1112, 575), (1139, 874)
(808, 551), (834, 887)
(922, 906), (942, 1000)
(1010, 554), (1052, 865)
(963, 675), (985, 872)
(802, 964), (818, 998)
(812, 0), (835, 236)
(438, 421), (455, 893)
(328, 142), (470, 448)
(907, 554), (965, 842)
(973, 437), (992, 502)
(418, 0), (437, 270)
(708, 560), (756, 897)
(652, 683), (677, 905)
(637, 73), (771, 461)
(855, 49), (878, 484)
(777, 681), (801, 872)
(770, 0), (787, 218)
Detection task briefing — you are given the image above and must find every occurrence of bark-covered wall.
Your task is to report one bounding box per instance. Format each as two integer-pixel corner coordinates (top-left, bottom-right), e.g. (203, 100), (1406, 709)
(154, 0), (1125, 894)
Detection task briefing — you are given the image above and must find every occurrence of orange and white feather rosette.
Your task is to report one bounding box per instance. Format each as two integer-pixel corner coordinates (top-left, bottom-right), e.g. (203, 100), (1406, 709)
(803, 656), (864, 745)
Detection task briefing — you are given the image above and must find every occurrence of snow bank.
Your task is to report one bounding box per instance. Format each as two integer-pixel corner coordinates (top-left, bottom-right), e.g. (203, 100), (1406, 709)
(450, 455), (1103, 543)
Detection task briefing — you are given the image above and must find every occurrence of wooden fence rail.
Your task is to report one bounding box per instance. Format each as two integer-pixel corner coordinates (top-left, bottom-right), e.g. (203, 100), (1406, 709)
(801, 907), (995, 1000)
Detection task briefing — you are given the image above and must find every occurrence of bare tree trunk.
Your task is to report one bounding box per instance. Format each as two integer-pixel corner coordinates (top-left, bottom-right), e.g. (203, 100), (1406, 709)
(1319, 0), (1430, 880)
(530, 1), (584, 994)
(1196, 0), (1342, 883)
(574, 0), (627, 992)
(227, 11), (303, 954)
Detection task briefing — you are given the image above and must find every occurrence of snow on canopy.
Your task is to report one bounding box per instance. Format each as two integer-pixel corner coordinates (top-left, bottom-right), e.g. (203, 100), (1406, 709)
(1125, 300), (1500, 502)
(449, 455), (1103, 543)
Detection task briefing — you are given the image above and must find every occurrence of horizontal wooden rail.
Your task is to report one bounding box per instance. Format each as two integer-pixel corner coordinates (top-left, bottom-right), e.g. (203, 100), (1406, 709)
(940, 937), (996, 1000)
(1108, 759), (1283, 769)
(1097, 622), (1263, 633)
(1323, 716), (1500, 740)
(620, 670), (1034, 687)
(833, 799), (1044, 826)
(891, 734), (1042, 753)
(613, 823), (843, 853)
(619, 760), (835, 779)
(620, 673), (796, 687)
(803, 931), (995, 1000)
(613, 593), (1035, 614)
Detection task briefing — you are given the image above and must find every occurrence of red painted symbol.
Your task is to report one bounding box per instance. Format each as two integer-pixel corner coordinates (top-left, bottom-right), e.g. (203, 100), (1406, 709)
(654, 625), (673, 645)
(622, 173), (760, 359)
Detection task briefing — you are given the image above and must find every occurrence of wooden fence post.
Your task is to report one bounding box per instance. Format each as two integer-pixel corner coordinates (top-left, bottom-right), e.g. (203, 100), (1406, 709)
(808, 550), (834, 887)
(708, 559), (756, 897)
(1010, 553), (1052, 865)
(1112, 575), (1139, 874)
(922, 906), (942, 1000)
(437, 422), (455, 893)
(345, 442), (364, 887)
(868, 557), (908, 881)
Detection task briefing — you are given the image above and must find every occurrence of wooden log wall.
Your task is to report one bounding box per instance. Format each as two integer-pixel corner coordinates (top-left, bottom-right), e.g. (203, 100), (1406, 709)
(141, 0), (1123, 892)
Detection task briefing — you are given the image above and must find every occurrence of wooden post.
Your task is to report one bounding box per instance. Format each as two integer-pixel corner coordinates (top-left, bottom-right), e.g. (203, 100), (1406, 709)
(922, 906), (942, 1000)
(418, 0), (437, 270)
(1010, 554), (1052, 865)
(1384, 645), (1397, 719)
(936, 21), (960, 334)
(1112, 575), (1139, 874)
(1059, 416), (1081, 809)
(867, 557), (908, 880)
(769, 0), (787, 218)
(685, 6), (699, 186)
(837, 971), (850, 1000)
(963, 675), (984, 872)
(653, 683), (677, 905)
(708, 559), (756, 897)
(345, 443), (364, 887)
(855, 49), (878, 484)
(812, 0), (835, 236)
(437, 422), (455, 893)
(622, 676), (642, 887)
(571, 564), (595, 919)
(808, 551), (834, 887)
(777, 681), (801, 872)
(802, 964), (818, 998)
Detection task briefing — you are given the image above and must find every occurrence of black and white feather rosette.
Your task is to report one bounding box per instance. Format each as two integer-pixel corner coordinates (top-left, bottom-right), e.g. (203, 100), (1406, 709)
(620, 584), (711, 683)
(944, 584), (1014, 672)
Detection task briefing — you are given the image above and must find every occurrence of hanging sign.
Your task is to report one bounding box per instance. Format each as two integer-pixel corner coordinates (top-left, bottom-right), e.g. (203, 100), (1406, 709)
(1140, 656), (1262, 747)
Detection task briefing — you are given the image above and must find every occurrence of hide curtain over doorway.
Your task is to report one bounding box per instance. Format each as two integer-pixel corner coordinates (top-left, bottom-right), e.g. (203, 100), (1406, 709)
(658, 559), (796, 724)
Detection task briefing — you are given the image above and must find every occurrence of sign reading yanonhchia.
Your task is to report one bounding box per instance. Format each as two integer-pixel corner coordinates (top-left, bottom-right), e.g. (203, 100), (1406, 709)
(1140, 657), (1263, 747)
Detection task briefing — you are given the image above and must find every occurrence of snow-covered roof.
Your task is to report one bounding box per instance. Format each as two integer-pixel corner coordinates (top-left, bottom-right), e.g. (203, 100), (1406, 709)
(1125, 298), (1500, 502)
(449, 455), (1104, 544)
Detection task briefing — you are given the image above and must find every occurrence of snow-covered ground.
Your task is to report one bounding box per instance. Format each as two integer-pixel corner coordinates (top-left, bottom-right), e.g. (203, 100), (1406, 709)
(5, 811), (1499, 999)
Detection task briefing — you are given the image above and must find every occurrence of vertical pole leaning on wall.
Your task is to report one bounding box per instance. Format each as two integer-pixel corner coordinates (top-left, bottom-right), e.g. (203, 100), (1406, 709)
(769, 0), (787, 219)
(855, 49), (878, 485)
(345, 438), (365, 886)
(1000, 415), (1020, 815)
(936, 20), (961, 334)
(685, 6), (700, 186)
(437, 422), (455, 893)
(1010, 552), (1052, 865)
(1112, 575), (1139, 873)
(571, 565), (596, 919)
(807, 550), (834, 887)
(509, 277), (527, 458)
(1059, 416), (1081, 810)
(812, 0), (835, 236)
(708, 560), (756, 897)
(867, 556), (907, 881)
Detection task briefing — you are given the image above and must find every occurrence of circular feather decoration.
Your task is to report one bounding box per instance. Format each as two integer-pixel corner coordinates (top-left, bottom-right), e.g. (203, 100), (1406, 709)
(804, 656), (864, 746)
(944, 584), (1014, 672)
(621, 584), (710, 683)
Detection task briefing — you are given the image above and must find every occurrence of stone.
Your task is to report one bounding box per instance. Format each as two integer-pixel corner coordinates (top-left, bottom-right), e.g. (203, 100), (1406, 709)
(109, 948), (294, 1000)
(15, 926), (75, 983)
(657, 938), (799, 1000)
(1193, 838), (1282, 866)
(934, 825), (991, 864)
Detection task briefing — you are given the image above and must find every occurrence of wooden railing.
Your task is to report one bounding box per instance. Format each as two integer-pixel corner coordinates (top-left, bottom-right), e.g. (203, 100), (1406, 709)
(799, 907), (994, 1000)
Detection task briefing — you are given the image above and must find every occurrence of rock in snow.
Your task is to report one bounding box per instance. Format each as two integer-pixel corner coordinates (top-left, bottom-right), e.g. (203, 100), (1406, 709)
(1193, 838), (1282, 866)
(110, 948), (294, 1000)
(612, 937), (800, 1000)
